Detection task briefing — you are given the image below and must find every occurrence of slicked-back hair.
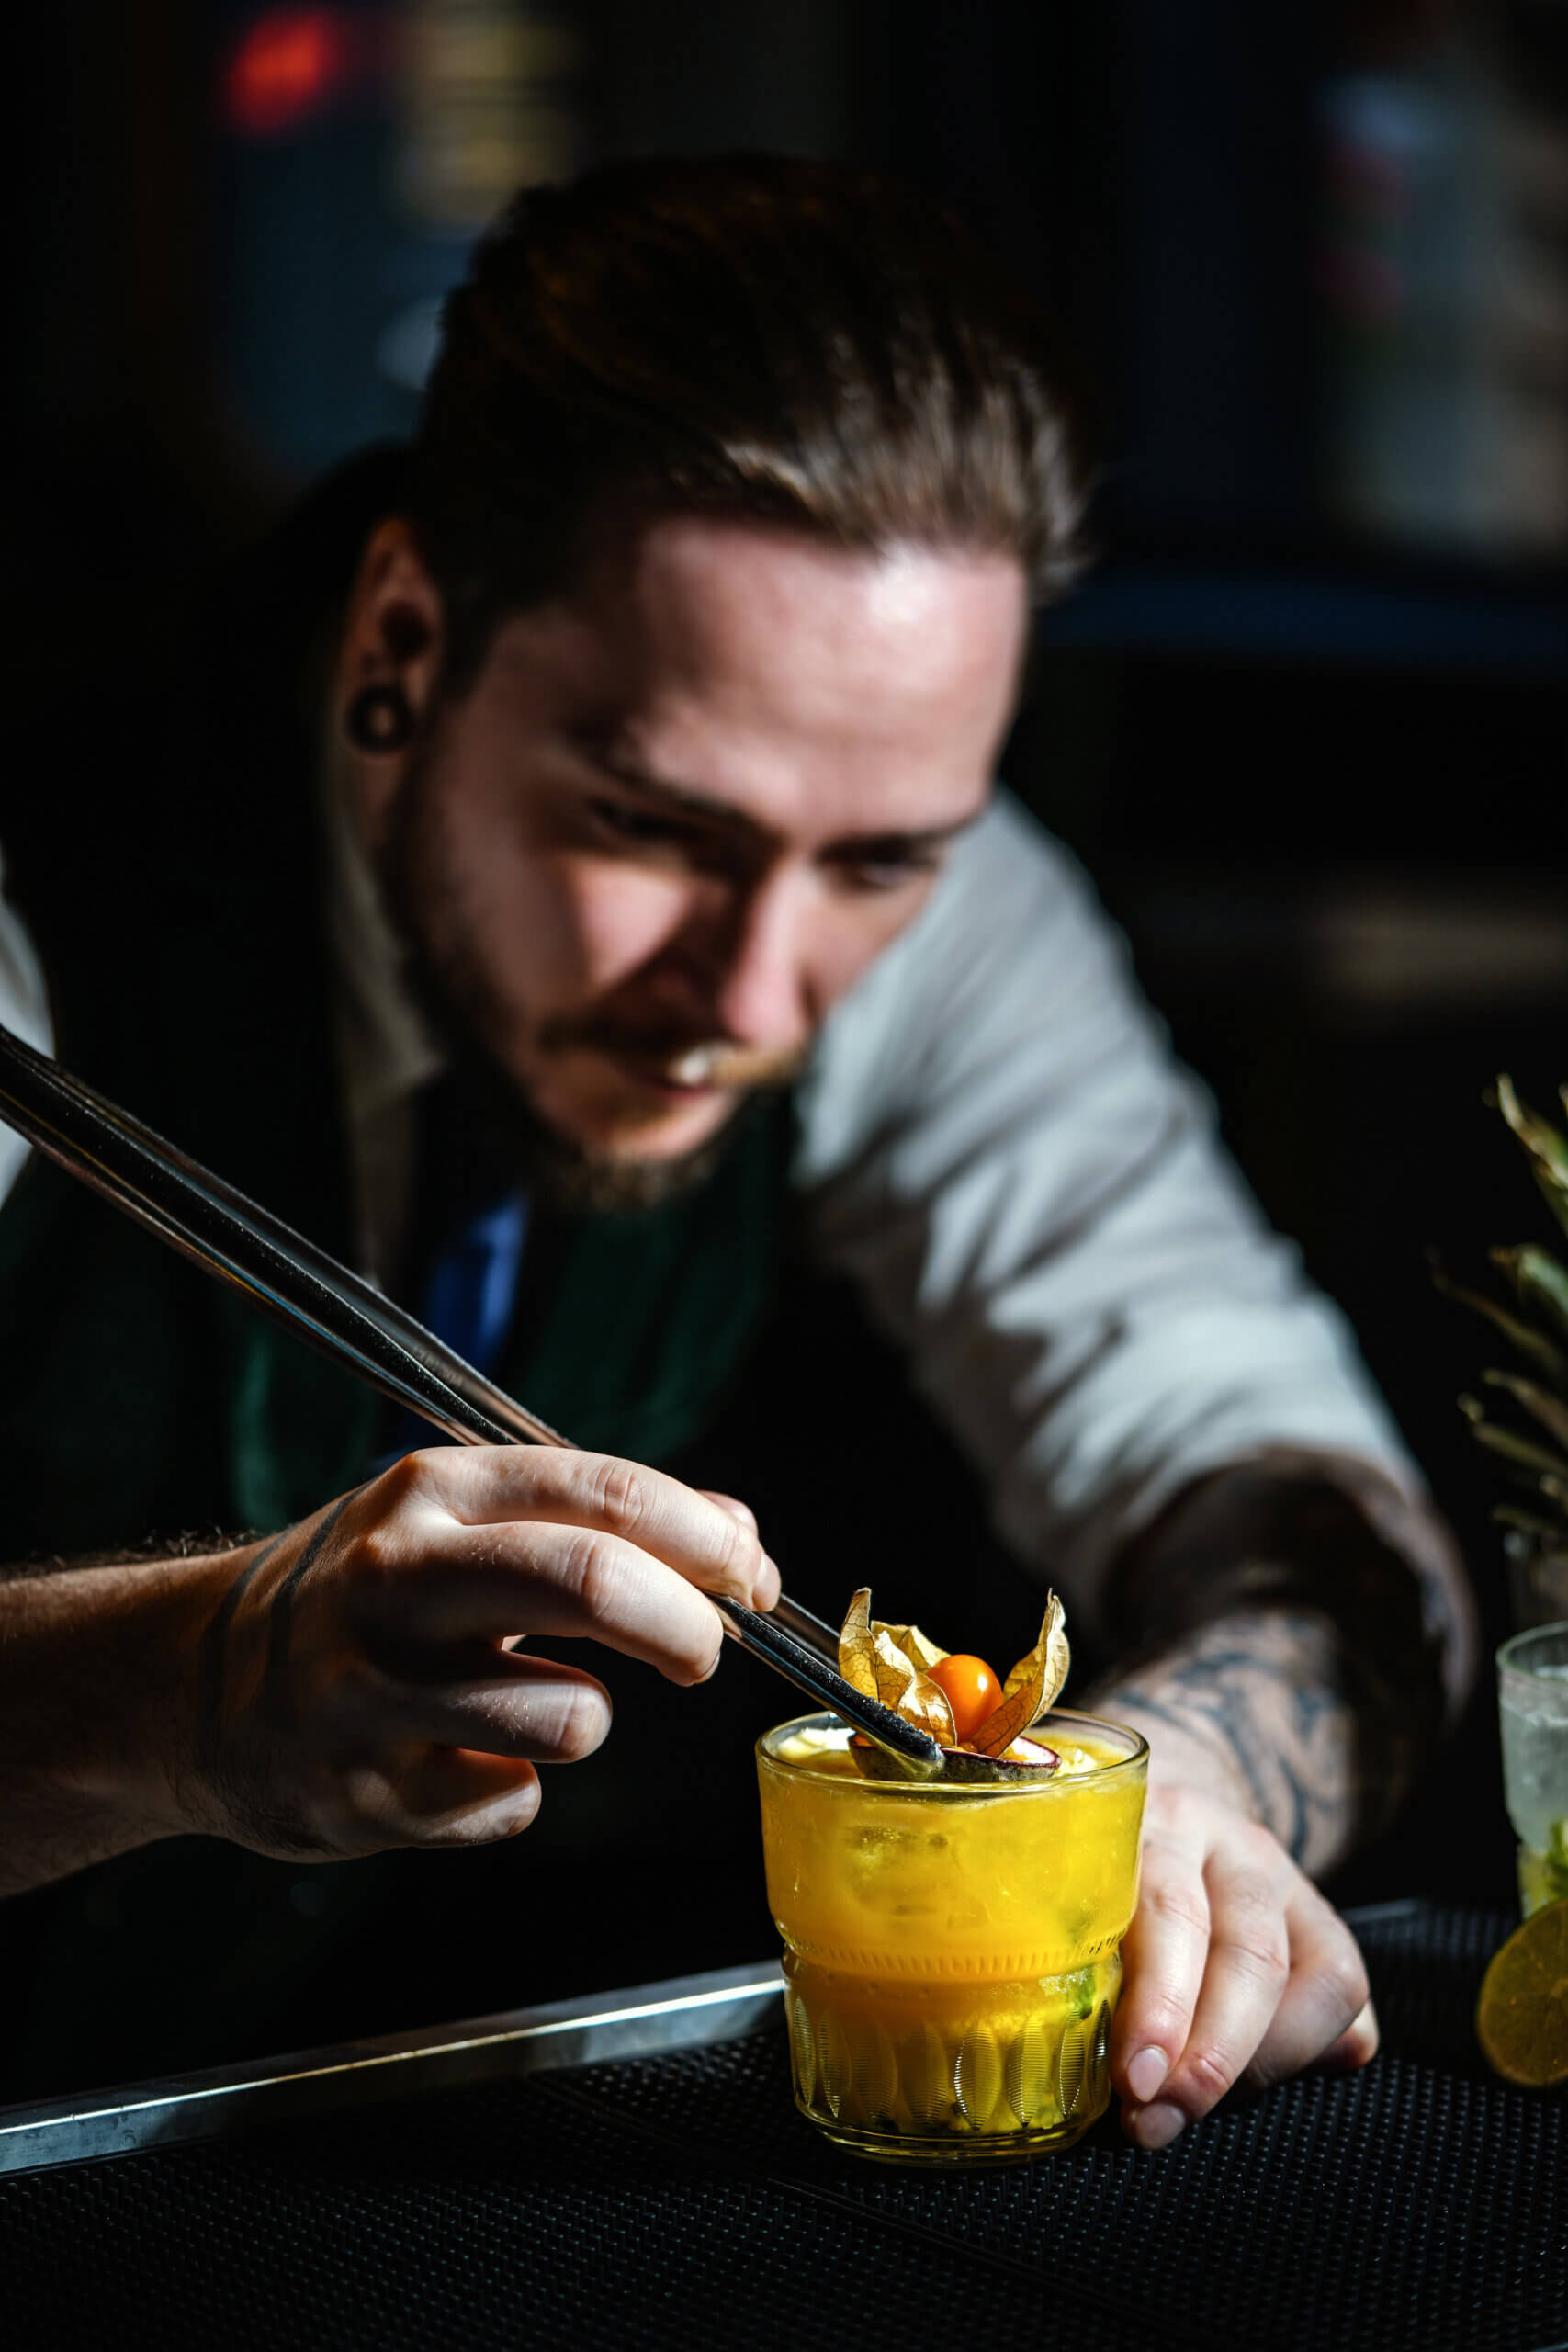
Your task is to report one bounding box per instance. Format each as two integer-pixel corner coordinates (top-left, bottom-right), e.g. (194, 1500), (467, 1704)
(410, 153), (1088, 689)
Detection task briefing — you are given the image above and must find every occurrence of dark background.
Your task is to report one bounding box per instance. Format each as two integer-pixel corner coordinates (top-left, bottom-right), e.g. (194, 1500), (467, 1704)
(2, 0), (1566, 2094)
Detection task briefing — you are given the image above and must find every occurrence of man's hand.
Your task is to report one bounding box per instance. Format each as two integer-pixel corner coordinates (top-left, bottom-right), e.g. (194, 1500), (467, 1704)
(0, 1447), (777, 1892)
(1085, 1453), (1476, 2143)
(1110, 1781), (1377, 2150)
(180, 1447), (778, 1860)
(1089, 1602), (1393, 2146)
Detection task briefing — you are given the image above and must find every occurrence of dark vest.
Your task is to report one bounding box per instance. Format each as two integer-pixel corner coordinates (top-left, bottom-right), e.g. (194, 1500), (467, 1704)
(0, 455), (792, 1561)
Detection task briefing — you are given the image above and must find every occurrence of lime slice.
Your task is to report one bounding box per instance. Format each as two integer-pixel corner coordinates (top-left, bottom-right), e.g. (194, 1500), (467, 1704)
(1476, 1897), (1568, 2087)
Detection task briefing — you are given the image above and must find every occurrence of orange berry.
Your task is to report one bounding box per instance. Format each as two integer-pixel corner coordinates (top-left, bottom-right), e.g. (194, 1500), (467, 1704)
(928, 1653), (1003, 1744)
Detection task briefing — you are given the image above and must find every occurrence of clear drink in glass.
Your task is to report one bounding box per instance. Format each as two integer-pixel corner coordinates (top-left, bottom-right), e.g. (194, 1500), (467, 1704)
(1497, 1621), (1568, 1915)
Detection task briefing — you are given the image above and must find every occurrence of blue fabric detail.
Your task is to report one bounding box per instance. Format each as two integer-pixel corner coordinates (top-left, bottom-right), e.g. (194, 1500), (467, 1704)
(423, 1190), (530, 1378)
(375, 1189), (530, 1468)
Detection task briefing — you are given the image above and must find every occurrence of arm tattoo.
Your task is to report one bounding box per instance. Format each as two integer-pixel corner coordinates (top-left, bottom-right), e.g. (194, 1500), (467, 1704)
(1089, 1608), (1367, 1873)
(1088, 1448), (1477, 1875)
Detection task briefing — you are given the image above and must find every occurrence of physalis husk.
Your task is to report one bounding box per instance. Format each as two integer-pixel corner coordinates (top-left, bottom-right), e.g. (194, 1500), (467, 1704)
(838, 1588), (956, 1745)
(837, 1587), (1070, 1764)
(967, 1591), (1069, 1755)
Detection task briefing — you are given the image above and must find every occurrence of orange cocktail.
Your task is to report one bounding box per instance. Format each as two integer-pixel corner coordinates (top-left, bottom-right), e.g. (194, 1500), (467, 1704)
(757, 1711), (1147, 2163)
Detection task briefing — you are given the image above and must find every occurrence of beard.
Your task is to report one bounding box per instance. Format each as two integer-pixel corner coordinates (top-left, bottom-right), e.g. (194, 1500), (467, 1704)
(371, 748), (803, 1216)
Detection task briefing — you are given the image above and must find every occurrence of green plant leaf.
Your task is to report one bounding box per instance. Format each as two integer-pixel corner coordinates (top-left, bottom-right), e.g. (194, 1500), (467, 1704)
(1496, 1075), (1568, 1184)
(1492, 1506), (1568, 1541)
(1490, 1247), (1568, 1351)
(1458, 1398), (1568, 1482)
(1482, 1370), (1568, 1453)
(1495, 1077), (1568, 1246)
(1432, 1258), (1568, 1386)
(1529, 1174), (1568, 1251)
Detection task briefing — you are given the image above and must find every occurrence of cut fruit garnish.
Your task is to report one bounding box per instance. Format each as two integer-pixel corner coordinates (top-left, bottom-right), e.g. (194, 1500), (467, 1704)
(1476, 1898), (1568, 2086)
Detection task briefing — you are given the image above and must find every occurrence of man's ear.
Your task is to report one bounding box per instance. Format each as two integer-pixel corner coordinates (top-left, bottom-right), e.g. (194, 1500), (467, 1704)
(341, 516), (445, 713)
(336, 517), (446, 840)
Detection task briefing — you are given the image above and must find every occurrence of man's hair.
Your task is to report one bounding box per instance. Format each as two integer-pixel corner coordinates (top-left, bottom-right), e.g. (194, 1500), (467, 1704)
(408, 153), (1088, 688)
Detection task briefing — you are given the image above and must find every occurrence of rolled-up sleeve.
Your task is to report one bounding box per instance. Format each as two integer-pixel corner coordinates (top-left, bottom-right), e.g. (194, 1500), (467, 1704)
(793, 792), (1422, 1641)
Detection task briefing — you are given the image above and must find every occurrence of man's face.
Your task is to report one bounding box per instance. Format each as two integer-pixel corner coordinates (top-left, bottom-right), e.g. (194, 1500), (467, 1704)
(361, 517), (1029, 1179)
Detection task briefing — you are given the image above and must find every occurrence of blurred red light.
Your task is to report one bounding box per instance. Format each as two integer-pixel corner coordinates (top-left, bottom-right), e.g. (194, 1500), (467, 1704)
(225, 8), (348, 138)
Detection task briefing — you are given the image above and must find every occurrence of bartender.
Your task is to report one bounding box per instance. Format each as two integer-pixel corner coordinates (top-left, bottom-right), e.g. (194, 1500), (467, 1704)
(0, 156), (1474, 2148)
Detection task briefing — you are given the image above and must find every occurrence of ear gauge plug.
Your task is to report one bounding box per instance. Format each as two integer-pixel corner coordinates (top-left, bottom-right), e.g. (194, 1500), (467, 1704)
(344, 684), (415, 752)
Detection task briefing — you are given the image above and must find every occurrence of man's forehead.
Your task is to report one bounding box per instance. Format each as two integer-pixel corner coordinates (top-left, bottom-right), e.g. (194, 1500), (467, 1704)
(623, 512), (1027, 657)
(487, 514), (1028, 727)
(463, 514), (1023, 846)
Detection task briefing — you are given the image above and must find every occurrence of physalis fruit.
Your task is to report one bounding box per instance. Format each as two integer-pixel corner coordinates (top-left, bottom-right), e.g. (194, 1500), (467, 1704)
(837, 1587), (1070, 1779)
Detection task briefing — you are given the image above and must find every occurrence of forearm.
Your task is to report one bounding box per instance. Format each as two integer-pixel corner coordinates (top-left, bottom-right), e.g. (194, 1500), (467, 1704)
(1088, 1606), (1363, 1877)
(0, 1550), (233, 1895)
(1088, 1448), (1478, 1878)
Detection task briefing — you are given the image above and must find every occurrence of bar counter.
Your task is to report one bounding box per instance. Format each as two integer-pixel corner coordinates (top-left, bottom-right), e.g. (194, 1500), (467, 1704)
(1, 1902), (1562, 2351)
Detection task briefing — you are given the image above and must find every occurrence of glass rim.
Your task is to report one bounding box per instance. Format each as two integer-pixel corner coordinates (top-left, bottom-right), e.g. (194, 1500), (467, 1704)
(1497, 1620), (1568, 1677)
(755, 1706), (1149, 1794)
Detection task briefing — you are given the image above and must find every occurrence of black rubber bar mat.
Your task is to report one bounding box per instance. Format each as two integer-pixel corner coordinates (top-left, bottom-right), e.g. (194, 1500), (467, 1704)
(2, 1903), (1564, 2352)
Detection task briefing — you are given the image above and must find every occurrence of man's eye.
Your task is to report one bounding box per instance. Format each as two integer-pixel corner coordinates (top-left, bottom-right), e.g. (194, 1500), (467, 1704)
(586, 797), (689, 848)
(840, 848), (943, 894)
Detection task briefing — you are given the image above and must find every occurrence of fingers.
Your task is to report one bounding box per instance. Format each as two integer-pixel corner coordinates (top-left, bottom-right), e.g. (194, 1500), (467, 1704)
(1143, 1838), (1292, 2137)
(383, 1522), (731, 1685)
(1315, 1997), (1380, 2073)
(700, 1490), (758, 1535)
(1240, 1889), (1372, 2090)
(370, 1652), (613, 1766)
(404, 1449), (778, 1608)
(341, 1747), (545, 1850)
(1114, 1791), (1375, 2151)
(1111, 1819), (1210, 2117)
(355, 1453), (776, 1685)
(212, 1451), (776, 1864)
(285, 1658), (603, 1859)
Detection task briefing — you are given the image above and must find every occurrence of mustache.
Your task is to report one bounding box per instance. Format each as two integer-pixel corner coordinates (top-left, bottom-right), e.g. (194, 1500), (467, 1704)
(534, 1019), (808, 1092)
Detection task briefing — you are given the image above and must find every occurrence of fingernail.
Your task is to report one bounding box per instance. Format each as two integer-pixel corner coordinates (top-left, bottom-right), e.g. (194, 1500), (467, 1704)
(1127, 2046), (1168, 2104)
(756, 1555), (782, 1610)
(1130, 2100), (1186, 2151)
(1316, 1997), (1380, 2075)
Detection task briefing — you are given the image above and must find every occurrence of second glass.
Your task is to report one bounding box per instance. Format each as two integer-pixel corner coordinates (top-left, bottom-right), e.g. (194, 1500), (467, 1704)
(1498, 1620), (1568, 1915)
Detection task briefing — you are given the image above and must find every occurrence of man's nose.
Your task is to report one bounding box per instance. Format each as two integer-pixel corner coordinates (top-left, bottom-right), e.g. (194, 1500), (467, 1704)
(694, 872), (813, 1050)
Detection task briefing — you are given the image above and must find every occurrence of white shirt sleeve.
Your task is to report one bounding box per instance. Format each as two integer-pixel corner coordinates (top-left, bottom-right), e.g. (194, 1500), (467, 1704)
(0, 844), (53, 1208)
(792, 791), (1420, 1641)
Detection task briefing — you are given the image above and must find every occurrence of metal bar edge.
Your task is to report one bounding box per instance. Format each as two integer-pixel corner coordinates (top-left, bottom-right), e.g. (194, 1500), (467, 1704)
(0, 1960), (784, 2178)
